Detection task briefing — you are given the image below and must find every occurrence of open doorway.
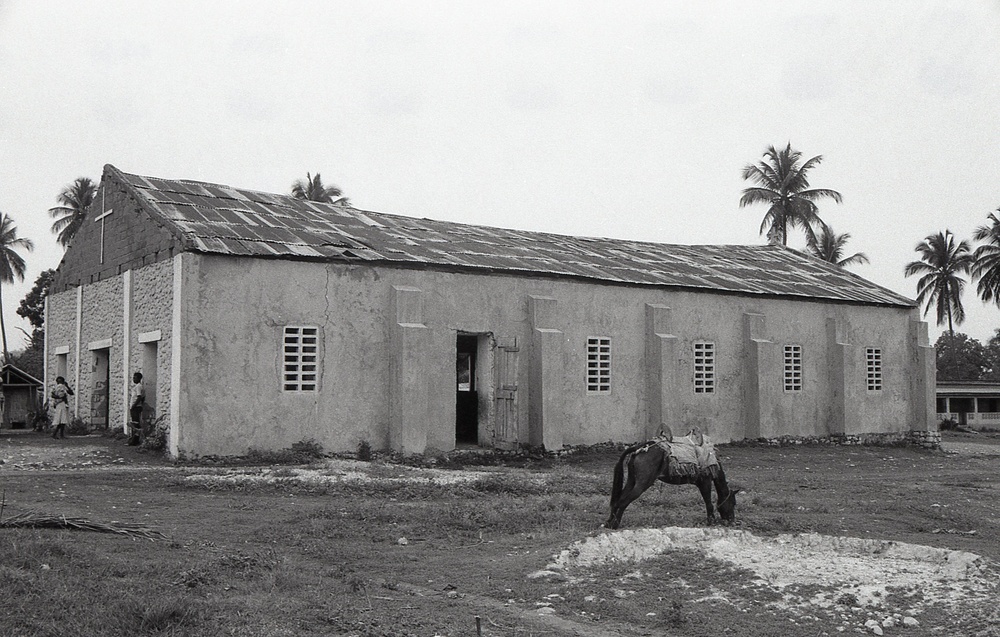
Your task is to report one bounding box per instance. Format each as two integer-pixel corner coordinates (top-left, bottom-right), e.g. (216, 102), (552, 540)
(141, 341), (158, 423)
(91, 348), (110, 428)
(456, 333), (486, 445)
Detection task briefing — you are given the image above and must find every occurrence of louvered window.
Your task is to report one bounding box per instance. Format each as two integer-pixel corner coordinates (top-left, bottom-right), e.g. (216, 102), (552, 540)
(866, 347), (882, 391)
(693, 341), (715, 394)
(586, 337), (611, 392)
(784, 345), (803, 392)
(283, 326), (319, 392)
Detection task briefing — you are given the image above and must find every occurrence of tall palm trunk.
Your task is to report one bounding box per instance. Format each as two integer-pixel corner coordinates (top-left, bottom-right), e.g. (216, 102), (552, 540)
(946, 281), (955, 337)
(0, 283), (8, 363)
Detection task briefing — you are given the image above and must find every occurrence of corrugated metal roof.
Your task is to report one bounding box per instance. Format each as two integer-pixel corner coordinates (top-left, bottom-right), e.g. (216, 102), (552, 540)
(108, 165), (915, 308)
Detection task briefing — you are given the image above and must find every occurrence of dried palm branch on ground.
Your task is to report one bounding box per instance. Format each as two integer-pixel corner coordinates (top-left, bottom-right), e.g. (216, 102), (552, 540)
(0, 511), (166, 540)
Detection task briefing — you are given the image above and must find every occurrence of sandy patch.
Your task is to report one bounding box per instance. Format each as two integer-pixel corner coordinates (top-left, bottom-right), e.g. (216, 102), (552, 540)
(182, 458), (520, 488)
(539, 526), (997, 612)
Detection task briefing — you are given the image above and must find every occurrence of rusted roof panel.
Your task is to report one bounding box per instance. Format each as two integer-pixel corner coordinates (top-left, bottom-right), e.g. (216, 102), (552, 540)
(107, 165), (915, 308)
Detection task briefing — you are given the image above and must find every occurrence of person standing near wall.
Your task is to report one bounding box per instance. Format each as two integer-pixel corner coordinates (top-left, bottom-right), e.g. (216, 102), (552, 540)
(128, 372), (145, 446)
(50, 376), (74, 439)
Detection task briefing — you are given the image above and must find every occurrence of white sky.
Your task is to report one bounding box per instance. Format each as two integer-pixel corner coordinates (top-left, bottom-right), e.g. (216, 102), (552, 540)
(1, 1), (999, 351)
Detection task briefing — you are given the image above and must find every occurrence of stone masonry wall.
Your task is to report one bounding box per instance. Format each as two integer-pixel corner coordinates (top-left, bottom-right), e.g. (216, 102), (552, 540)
(45, 290), (79, 410)
(46, 257), (174, 430)
(79, 276), (125, 427)
(130, 258), (174, 423)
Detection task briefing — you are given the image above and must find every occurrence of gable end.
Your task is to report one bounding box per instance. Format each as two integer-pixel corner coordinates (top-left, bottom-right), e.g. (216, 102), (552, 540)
(52, 166), (184, 293)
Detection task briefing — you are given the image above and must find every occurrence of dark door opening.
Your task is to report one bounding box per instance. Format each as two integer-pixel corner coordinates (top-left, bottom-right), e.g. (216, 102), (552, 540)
(456, 333), (480, 444)
(951, 397), (974, 427)
(91, 348), (110, 428)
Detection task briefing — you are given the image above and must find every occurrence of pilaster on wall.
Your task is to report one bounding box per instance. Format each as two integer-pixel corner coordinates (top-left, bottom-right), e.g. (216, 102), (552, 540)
(122, 269), (132, 433)
(74, 286), (82, 416)
(43, 296), (49, 399)
(528, 295), (563, 450)
(743, 313), (775, 439)
(389, 286), (431, 454)
(169, 253), (186, 458)
(909, 318), (936, 432)
(825, 317), (855, 435)
(645, 304), (678, 439)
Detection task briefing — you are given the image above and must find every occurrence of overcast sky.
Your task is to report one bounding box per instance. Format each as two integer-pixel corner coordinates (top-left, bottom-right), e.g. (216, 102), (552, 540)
(2, 1), (999, 351)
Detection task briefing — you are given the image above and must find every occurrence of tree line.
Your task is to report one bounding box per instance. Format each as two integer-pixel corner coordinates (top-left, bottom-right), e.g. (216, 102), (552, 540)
(903, 215), (1000, 338)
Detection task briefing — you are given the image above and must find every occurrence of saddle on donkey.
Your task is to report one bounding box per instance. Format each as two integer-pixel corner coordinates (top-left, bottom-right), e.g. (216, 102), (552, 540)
(605, 423), (737, 529)
(651, 425), (720, 479)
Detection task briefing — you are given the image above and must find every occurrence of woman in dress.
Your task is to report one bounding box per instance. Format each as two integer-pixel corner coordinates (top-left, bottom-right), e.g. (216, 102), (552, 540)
(50, 376), (74, 439)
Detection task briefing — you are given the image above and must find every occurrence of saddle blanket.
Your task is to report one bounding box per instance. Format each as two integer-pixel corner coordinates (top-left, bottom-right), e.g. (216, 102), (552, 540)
(653, 430), (719, 478)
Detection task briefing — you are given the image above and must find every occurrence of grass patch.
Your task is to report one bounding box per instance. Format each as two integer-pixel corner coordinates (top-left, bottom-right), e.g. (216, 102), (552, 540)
(3, 440), (999, 635)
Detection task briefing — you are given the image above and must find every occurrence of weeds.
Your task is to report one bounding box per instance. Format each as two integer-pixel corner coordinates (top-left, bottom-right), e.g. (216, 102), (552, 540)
(357, 439), (373, 461)
(470, 472), (545, 495)
(139, 415), (169, 453)
(67, 416), (89, 435)
(241, 439), (325, 464)
(136, 597), (202, 632)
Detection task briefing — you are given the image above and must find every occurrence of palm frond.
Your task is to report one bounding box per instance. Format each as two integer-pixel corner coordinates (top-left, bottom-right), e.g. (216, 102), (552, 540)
(48, 177), (96, 247)
(0, 510), (166, 540)
(972, 211), (1000, 243)
(739, 187), (777, 207)
(741, 143), (841, 246)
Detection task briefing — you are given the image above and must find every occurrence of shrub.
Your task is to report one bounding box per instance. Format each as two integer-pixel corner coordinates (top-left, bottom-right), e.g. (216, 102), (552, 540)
(30, 397), (50, 432)
(246, 439), (325, 465)
(357, 439), (373, 461)
(139, 416), (170, 453)
(67, 417), (89, 435)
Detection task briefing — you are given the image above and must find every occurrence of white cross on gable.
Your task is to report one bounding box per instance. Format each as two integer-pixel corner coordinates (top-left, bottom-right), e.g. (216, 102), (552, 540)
(95, 208), (112, 264)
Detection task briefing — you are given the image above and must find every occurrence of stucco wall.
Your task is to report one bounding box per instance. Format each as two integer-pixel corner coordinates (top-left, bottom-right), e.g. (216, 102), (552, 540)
(175, 253), (927, 457)
(173, 255), (390, 456)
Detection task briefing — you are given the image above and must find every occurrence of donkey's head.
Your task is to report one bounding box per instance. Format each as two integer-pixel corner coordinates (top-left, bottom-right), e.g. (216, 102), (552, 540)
(717, 488), (740, 523)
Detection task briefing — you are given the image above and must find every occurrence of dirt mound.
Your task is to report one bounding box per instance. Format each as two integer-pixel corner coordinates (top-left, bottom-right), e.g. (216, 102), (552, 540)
(541, 527), (996, 612)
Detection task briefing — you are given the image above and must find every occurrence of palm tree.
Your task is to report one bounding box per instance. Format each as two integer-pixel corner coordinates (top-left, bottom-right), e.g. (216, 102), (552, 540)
(806, 223), (870, 268)
(290, 172), (349, 206)
(970, 208), (1000, 306)
(740, 143), (843, 246)
(0, 213), (35, 363)
(48, 177), (97, 247)
(904, 230), (974, 337)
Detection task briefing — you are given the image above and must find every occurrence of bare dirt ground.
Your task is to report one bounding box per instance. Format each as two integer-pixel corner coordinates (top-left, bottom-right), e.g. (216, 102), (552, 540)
(2, 428), (1000, 636)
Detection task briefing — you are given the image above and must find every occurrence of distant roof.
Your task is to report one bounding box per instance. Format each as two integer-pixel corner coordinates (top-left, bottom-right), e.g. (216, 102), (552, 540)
(108, 164), (915, 308)
(1, 364), (43, 387)
(937, 381), (1000, 396)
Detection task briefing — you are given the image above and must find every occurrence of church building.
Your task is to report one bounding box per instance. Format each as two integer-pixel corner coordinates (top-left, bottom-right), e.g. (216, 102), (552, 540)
(44, 165), (937, 458)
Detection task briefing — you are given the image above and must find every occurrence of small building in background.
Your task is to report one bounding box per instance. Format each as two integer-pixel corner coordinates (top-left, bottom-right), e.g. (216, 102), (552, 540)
(936, 380), (1000, 429)
(1, 364), (44, 429)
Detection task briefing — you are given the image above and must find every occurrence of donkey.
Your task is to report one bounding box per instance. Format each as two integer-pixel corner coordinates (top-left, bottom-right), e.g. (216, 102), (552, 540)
(605, 429), (739, 529)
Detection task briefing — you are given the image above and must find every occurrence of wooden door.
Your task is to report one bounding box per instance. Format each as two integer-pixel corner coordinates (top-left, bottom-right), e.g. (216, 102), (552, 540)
(493, 337), (519, 450)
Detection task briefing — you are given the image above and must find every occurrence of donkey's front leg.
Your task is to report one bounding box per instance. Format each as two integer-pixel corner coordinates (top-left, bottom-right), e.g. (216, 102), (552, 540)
(696, 479), (716, 525)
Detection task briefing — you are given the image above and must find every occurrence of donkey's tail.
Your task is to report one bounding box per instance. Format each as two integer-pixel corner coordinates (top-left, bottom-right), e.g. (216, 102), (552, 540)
(609, 442), (645, 508)
(610, 449), (628, 508)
